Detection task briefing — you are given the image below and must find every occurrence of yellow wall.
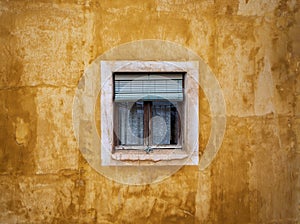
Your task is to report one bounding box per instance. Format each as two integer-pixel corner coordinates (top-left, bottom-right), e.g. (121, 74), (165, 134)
(0, 0), (299, 223)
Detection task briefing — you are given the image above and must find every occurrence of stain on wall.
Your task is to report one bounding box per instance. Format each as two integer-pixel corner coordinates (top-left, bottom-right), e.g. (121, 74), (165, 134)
(0, 0), (299, 223)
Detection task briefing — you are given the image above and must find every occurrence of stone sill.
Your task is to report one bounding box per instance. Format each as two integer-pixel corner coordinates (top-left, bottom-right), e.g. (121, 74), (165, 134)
(111, 148), (189, 162)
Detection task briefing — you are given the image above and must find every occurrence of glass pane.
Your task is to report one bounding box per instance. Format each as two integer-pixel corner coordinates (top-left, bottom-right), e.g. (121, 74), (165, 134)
(118, 102), (144, 145)
(152, 102), (178, 145)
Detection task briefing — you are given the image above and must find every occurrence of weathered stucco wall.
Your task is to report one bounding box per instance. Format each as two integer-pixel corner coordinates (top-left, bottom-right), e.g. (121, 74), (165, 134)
(0, 0), (299, 223)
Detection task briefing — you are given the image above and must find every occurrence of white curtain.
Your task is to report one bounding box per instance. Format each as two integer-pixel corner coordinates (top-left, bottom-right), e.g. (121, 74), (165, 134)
(118, 102), (144, 145)
(152, 102), (171, 145)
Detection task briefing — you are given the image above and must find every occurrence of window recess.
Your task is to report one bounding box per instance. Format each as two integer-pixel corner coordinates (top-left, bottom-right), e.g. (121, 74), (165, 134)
(113, 73), (184, 152)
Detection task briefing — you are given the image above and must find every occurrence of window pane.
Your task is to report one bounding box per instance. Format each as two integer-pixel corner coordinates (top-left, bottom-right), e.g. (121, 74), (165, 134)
(118, 102), (144, 145)
(152, 102), (178, 145)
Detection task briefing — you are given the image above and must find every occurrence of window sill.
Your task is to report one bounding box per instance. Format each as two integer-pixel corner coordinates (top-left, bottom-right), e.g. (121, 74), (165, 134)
(115, 145), (182, 150)
(111, 148), (189, 162)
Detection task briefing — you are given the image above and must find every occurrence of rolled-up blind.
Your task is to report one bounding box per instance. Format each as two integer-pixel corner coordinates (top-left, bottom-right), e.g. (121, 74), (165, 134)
(114, 73), (184, 102)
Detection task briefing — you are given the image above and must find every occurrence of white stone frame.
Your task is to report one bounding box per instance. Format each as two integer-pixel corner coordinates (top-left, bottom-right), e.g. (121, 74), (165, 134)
(101, 61), (199, 166)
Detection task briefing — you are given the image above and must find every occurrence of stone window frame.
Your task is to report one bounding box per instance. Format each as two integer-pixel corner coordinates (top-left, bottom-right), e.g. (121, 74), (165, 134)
(100, 61), (199, 166)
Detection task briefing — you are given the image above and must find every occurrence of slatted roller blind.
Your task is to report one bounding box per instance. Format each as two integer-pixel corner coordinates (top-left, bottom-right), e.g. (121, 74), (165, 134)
(114, 73), (184, 102)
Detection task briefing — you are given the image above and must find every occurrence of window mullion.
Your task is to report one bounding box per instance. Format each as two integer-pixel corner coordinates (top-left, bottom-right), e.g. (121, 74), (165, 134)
(143, 101), (152, 146)
(143, 102), (149, 146)
(149, 102), (152, 146)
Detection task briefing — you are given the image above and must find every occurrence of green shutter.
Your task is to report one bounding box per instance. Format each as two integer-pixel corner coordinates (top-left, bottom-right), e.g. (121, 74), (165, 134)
(114, 73), (184, 102)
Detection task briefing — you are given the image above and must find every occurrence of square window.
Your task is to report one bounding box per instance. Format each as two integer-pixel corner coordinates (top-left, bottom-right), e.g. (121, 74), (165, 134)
(113, 73), (184, 152)
(101, 61), (199, 166)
